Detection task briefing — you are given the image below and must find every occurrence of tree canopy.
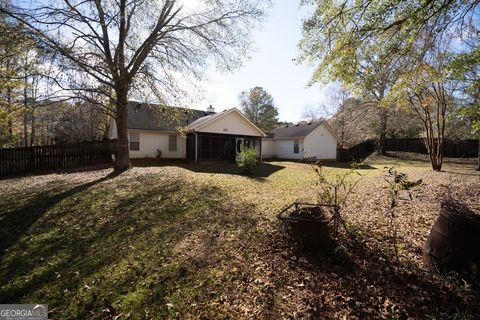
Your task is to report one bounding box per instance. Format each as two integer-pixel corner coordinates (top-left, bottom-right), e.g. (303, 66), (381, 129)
(239, 86), (279, 132)
(299, 0), (478, 82)
(299, 0), (479, 169)
(1, 0), (268, 168)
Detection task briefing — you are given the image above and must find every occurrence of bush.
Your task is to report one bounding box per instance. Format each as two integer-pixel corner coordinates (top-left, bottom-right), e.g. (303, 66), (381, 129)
(237, 144), (257, 174)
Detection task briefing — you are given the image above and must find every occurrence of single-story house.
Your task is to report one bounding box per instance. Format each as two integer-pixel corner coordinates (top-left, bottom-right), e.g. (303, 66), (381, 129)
(109, 102), (266, 161)
(109, 102), (337, 161)
(262, 121), (338, 160)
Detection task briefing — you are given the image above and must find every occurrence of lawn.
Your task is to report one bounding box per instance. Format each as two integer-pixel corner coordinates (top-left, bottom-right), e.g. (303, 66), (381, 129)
(0, 153), (479, 319)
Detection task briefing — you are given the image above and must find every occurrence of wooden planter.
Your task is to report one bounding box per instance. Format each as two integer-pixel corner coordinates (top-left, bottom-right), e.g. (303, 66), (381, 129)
(277, 202), (334, 251)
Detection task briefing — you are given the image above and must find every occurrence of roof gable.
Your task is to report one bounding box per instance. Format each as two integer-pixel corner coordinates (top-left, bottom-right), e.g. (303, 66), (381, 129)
(188, 108), (266, 137)
(271, 120), (324, 139)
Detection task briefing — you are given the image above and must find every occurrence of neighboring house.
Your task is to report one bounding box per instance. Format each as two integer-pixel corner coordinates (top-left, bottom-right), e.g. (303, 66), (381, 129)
(109, 102), (338, 161)
(263, 121), (338, 160)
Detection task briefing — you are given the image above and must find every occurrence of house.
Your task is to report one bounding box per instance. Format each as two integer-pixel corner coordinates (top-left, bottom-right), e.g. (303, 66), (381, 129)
(263, 121), (338, 160)
(109, 102), (338, 161)
(110, 102), (266, 161)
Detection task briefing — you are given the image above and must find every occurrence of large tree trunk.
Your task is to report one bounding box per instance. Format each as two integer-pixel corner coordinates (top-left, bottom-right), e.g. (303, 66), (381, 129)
(430, 148), (443, 171)
(376, 107), (388, 155)
(424, 130), (443, 171)
(115, 87), (130, 171)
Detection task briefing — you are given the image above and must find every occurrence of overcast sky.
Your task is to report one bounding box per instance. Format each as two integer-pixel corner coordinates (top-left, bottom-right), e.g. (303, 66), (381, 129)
(193, 1), (333, 122)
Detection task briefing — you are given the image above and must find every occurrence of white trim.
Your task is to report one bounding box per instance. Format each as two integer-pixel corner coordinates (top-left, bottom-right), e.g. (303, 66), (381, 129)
(192, 108), (266, 137)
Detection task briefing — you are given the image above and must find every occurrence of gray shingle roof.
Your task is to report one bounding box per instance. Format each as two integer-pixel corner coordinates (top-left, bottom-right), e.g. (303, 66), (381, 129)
(127, 101), (213, 131)
(270, 120), (325, 139)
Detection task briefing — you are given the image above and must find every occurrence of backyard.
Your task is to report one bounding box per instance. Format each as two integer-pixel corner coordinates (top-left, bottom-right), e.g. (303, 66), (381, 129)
(0, 153), (479, 319)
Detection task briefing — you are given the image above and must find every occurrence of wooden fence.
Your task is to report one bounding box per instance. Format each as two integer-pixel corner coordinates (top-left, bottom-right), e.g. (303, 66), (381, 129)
(337, 138), (479, 162)
(385, 138), (478, 158)
(337, 140), (375, 162)
(0, 140), (117, 177)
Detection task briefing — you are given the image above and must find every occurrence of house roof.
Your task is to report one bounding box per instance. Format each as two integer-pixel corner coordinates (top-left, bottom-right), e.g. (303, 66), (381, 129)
(271, 120), (326, 139)
(127, 101), (214, 131)
(187, 108), (266, 137)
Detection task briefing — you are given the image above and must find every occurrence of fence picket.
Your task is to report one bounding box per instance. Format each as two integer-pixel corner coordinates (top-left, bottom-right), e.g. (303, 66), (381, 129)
(337, 138), (479, 162)
(0, 140), (117, 177)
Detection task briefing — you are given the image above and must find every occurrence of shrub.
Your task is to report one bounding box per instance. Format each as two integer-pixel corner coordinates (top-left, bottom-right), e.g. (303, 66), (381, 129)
(237, 144), (257, 174)
(313, 162), (363, 237)
(385, 167), (422, 260)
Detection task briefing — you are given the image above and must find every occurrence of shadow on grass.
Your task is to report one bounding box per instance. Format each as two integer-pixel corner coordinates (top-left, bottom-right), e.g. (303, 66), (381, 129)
(318, 160), (376, 170)
(382, 151), (477, 166)
(266, 225), (479, 319)
(0, 163), (114, 181)
(183, 161), (286, 180)
(441, 170), (480, 177)
(0, 170), (121, 255)
(0, 170), (261, 319)
(132, 158), (286, 180)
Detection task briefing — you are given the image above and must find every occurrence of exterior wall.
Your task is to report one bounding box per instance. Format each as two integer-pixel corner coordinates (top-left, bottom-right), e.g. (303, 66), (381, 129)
(261, 123), (337, 160)
(261, 138), (275, 158)
(303, 123), (337, 159)
(128, 130), (186, 159)
(273, 138), (303, 160)
(198, 111), (262, 137)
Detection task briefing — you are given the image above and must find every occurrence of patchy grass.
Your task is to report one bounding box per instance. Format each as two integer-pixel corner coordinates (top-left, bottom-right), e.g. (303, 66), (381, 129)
(0, 154), (479, 319)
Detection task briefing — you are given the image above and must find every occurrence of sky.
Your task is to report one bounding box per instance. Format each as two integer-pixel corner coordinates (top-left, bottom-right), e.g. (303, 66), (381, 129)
(193, 1), (333, 122)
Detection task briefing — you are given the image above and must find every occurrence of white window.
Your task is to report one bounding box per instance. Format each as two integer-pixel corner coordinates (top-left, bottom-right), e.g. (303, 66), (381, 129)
(129, 132), (140, 151)
(168, 134), (177, 151)
(293, 139), (299, 154)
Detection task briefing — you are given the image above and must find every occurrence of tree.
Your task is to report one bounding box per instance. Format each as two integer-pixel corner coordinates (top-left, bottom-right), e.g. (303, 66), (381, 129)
(302, 104), (327, 121)
(326, 85), (350, 148)
(239, 86), (279, 132)
(458, 105), (480, 171)
(302, 85), (355, 148)
(0, 7), (29, 147)
(298, 0), (479, 156)
(298, 0), (478, 72)
(327, 97), (423, 148)
(1, 0), (267, 170)
(299, 13), (400, 154)
(392, 42), (457, 171)
(452, 19), (480, 170)
(53, 102), (106, 143)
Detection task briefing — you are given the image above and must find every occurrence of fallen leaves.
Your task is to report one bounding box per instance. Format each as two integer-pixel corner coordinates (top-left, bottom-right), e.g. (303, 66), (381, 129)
(0, 155), (479, 319)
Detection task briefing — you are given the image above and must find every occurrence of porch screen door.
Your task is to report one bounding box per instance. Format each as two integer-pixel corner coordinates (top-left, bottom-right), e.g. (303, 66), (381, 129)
(235, 138), (244, 160)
